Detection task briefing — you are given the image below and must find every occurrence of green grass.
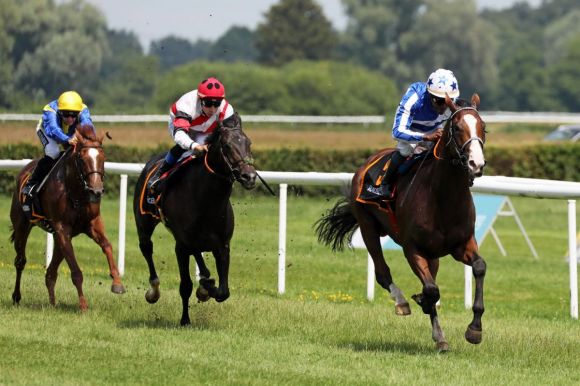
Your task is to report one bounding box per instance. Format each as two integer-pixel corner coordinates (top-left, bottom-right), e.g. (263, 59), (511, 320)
(0, 193), (579, 385)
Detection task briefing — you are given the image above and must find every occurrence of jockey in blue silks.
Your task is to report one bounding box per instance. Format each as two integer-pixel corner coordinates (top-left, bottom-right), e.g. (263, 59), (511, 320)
(21, 91), (93, 217)
(379, 68), (460, 197)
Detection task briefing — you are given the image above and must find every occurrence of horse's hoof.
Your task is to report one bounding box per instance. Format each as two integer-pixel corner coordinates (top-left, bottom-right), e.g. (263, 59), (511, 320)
(436, 342), (450, 352)
(12, 292), (21, 305)
(395, 302), (411, 315)
(111, 284), (126, 294)
(196, 286), (210, 302)
(465, 327), (482, 344)
(79, 297), (88, 312)
(180, 317), (191, 326)
(199, 277), (216, 290)
(145, 289), (160, 304)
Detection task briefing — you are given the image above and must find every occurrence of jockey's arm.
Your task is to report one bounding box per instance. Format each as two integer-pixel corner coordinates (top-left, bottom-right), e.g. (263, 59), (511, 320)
(42, 109), (71, 144)
(392, 95), (424, 142)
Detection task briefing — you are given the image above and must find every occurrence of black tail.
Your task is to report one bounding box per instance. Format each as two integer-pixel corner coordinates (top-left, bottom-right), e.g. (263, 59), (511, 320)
(9, 225), (15, 244)
(314, 198), (358, 252)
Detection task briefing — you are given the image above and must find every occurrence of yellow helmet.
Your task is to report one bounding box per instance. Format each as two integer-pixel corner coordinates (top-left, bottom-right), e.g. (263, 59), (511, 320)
(57, 91), (83, 112)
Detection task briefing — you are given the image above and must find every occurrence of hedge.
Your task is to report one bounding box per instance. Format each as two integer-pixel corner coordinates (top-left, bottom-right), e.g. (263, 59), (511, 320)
(1, 143), (578, 197)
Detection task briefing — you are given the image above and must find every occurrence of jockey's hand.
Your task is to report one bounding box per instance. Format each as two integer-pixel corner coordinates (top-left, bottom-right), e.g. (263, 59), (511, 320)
(191, 144), (208, 157)
(423, 128), (443, 142)
(68, 136), (79, 146)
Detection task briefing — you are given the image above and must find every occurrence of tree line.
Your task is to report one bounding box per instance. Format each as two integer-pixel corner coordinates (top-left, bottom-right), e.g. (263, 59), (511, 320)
(1, 0), (579, 114)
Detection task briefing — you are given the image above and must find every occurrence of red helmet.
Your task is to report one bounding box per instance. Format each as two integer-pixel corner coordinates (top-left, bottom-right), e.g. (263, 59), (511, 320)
(197, 77), (225, 99)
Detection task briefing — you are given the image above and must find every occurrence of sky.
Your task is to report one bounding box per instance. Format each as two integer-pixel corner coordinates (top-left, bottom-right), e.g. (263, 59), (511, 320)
(77, 0), (543, 50)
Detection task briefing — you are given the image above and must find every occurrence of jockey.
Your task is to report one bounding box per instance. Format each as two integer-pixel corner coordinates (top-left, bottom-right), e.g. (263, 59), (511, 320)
(149, 77), (235, 192)
(22, 91), (93, 214)
(378, 68), (460, 197)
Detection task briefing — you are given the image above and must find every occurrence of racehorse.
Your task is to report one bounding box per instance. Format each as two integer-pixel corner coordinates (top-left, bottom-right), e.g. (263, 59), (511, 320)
(10, 124), (125, 311)
(315, 94), (487, 351)
(133, 112), (257, 326)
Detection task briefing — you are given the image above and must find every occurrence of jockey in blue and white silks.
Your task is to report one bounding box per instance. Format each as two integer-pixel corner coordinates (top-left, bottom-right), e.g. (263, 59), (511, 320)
(377, 69), (460, 198)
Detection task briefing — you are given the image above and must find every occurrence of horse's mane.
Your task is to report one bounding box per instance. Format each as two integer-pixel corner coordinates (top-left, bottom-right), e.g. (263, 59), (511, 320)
(206, 112), (242, 145)
(454, 99), (471, 108)
(76, 124), (97, 141)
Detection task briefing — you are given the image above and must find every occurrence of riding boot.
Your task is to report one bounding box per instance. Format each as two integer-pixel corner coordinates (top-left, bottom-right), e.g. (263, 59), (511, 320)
(379, 151), (405, 198)
(22, 155), (55, 217)
(148, 160), (172, 194)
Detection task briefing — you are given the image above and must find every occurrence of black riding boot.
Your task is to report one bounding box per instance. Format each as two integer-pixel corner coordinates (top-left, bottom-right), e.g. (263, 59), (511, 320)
(148, 160), (172, 194)
(22, 155), (55, 197)
(379, 151), (405, 197)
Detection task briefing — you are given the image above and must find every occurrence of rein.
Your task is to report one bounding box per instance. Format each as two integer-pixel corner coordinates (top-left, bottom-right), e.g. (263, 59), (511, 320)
(73, 143), (105, 192)
(204, 127), (254, 184)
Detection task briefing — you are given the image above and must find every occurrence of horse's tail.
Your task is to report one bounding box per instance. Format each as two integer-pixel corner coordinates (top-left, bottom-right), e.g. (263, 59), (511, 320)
(315, 197), (358, 252)
(9, 225), (15, 244)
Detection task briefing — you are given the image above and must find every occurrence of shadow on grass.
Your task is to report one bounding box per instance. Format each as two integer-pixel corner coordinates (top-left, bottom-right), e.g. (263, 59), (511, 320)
(118, 307), (218, 331)
(336, 340), (433, 355)
(1, 298), (84, 314)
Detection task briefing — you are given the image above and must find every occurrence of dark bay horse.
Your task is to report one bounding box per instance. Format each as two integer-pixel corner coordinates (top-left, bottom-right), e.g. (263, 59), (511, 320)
(133, 112), (257, 325)
(10, 124), (125, 311)
(316, 94), (487, 351)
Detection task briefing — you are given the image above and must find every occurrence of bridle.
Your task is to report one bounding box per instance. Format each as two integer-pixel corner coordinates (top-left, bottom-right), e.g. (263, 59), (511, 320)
(73, 142), (105, 192)
(440, 107), (485, 170)
(206, 126), (255, 183)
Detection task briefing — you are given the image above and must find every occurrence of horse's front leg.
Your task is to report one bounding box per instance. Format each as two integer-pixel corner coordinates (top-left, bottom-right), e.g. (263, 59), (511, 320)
(175, 243), (193, 326)
(193, 251), (213, 302)
(45, 242), (65, 306)
(88, 215), (125, 294)
(406, 251), (448, 351)
(210, 245), (230, 303)
(357, 215), (409, 315)
(54, 225), (87, 311)
(452, 237), (486, 344)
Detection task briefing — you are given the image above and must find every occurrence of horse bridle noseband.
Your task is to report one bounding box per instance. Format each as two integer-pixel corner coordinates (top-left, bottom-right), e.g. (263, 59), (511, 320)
(73, 144), (105, 191)
(210, 127), (254, 183)
(445, 107), (485, 169)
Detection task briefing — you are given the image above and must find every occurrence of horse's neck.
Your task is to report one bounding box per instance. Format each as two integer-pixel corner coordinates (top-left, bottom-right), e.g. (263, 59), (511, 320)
(429, 160), (472, 208)
(63, 154), (85, 195)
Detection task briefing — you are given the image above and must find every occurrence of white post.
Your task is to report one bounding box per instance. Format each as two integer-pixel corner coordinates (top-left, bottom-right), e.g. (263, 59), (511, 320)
(117, 174), (128, 277)
(367, 253), (375, 300)
(46, 233), (54, 267)
(464, 265), (473, 309)
(568, 200), (578, 319)
(278, 184), (287, 294)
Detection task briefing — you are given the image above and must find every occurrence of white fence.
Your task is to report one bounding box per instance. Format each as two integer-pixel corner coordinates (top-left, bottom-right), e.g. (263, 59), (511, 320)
(3, 112), (580, 124)
(0, 159), (579, 319)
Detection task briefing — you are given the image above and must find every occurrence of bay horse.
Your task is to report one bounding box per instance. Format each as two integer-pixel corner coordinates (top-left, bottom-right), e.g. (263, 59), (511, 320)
(133, 112), (257, 326)
(316, 94), (487, 351)
(10, 124), (125, 311)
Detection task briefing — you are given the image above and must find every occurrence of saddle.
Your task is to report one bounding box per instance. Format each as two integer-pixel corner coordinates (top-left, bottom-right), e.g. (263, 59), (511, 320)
(356, 151), (431, 209)
(138, 155), (199, 220)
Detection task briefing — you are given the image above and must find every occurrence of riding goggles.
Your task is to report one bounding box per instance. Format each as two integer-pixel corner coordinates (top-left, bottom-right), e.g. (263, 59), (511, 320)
(60, 110), (79, 118)
(201, 99), (222, 108)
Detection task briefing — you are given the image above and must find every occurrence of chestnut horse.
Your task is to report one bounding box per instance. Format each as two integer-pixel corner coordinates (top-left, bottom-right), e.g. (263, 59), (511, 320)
(133, 112), (257, 325)
(10, 124), (125, 311)
(316, 94), (487, 351)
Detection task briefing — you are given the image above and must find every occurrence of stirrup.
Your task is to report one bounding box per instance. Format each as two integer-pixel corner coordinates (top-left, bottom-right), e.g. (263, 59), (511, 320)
(22, 184), (36, 197)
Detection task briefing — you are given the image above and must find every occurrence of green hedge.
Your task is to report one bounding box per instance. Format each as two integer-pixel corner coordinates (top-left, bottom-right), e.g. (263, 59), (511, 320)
(1, 143), (578, 196)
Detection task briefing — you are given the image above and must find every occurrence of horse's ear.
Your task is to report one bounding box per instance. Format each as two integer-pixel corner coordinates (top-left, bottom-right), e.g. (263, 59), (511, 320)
(97, 131), (105, 143)
(471, 93), (480, 109)
(445, 93), (458, 112)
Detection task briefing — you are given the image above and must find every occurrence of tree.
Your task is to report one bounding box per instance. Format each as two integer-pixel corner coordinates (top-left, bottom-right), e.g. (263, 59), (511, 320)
(100, 29), (144, 79)
(549, 35), (580, 111)
(397, 0), (499, 102)
(208, 26), (258, 62)
(255, 0), (337, 66)
(149, 36), (211, 71)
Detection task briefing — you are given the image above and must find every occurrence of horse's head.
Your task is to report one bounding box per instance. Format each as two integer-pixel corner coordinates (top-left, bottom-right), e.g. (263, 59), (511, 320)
(72, 124), (106, 201)
(442, 93), (486, 182)
(209, 112), (257, 189)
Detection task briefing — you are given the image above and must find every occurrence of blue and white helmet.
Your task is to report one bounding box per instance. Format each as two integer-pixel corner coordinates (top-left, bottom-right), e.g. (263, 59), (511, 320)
(426, 69), (459, 98)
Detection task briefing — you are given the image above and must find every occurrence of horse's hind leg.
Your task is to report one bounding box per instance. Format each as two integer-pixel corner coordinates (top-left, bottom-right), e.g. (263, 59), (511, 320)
(136, 215), (160, 303)
(193, 251), (212, 302)
(210, 245), (231, 303)
(10, 216), (32, 305)
(175, 243), (193, 326)
(358, 220), (410, 315)
(88, 215), (125, 294)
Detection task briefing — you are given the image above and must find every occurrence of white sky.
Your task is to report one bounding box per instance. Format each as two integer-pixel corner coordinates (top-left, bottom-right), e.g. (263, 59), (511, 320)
(76, 0), (542, 50)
